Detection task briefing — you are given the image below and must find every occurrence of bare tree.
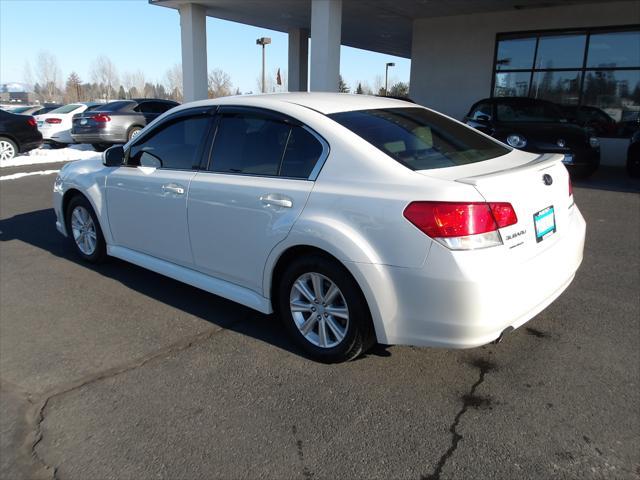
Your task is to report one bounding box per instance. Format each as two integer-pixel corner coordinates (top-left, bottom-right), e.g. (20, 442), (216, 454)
(208, 68), (233, 98)
(64, 72), (83, 103)
(121, 72), (134, 99)
(22, 60), (34, 91)
(35, 50), (61, 102)
(165, 64), (183, 102)
(90, 55), (119, 101)
(133, 70), (146, 98)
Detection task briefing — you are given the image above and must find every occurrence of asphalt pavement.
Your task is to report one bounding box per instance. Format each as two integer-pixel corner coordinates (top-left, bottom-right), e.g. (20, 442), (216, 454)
(0, 162), (638, 480)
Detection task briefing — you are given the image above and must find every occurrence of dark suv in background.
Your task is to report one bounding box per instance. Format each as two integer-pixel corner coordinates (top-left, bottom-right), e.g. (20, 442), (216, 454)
(71, 98), (179, 151)
(464, 97), (600, 178)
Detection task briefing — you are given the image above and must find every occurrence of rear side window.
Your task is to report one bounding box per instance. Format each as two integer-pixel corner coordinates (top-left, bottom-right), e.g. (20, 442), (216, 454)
(128, 116), (210, 170)
(137, 101), (173, 114)
(329, 107), (510, 171)
(99, 101), (135, 112)
(209, 112), (324, 178)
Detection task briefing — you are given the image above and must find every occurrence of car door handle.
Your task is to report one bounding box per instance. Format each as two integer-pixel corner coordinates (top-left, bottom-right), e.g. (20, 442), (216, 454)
(260, 193), (293, 208)
(161, 183), (185, 195)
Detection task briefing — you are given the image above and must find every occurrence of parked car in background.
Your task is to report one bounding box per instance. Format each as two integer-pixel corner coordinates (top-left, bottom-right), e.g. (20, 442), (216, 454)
(560, 105), (618, 137)
(627, 130), (640, 178)
(0, 109), (42, 161)
(71, 98), (179, 151)
(7, 104), (62, 116)
(464, 97), (600, 177)
(54, 93), (585, 362)
(36, 102), (103, 148)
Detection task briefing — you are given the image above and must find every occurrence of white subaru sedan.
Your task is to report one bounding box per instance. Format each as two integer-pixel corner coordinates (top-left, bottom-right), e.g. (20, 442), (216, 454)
(53, 93), (585, 362)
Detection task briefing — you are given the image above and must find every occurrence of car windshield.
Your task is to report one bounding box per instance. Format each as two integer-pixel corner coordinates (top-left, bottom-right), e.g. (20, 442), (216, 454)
(49, 104), (82, 114)
(496, 101), (566, 123)
(329, 107), (511, 171)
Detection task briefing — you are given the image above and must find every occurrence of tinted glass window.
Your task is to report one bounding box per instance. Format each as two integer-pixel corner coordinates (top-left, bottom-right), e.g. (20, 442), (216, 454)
(468, 102), (493, 120)
(99, 101), (135, 112)
(330, 107), (510, 171)
(493, 72), (531, 97)
(587, 31), (640, 68)
(128, 116), (209, 170)
(535, 34), (586, 69)
(496, 37), (536, 70)
(138, 101), (174, 114)
(280, 127), (324, 178)
(209, 114), (290, 176)
(496, 101), (564, 123)
(49, 104), (82, 114)
(530, 71), (582, 105)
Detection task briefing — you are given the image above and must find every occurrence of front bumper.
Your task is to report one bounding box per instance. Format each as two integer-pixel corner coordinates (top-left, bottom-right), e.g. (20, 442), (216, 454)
(363, 204), (586, 348)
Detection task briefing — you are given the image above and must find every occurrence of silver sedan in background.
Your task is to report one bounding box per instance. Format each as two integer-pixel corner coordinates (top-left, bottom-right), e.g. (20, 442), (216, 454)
(71, 98), (179, 151)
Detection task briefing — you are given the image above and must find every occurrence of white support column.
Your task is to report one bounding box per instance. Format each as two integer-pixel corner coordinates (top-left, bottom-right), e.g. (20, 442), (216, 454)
(179, 3), (208, 102)
(310, 0), (342, 92)
(288, 28), (309, 92)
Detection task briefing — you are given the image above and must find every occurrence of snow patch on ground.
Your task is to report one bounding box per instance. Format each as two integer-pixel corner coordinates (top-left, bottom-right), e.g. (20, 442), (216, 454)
(1, 144), (100, 168)
(0, 169), (60, 181)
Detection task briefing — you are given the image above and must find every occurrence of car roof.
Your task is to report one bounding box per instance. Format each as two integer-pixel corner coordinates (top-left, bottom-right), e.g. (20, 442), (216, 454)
(177, 92), (416, 115)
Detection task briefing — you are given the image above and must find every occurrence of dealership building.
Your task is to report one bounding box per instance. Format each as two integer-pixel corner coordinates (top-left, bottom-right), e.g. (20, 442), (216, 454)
(151, 0), (640, 166)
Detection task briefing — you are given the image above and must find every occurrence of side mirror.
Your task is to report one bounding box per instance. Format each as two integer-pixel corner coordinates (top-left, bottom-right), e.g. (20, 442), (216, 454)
(103, 145), (124, 167)
(476, 114), (492, 123)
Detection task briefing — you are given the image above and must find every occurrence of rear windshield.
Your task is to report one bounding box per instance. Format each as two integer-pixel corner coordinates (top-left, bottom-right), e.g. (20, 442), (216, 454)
(49, 104), (82, 114)
(329, 107), (510, 171)
(496, 101), (566, 123)
(97, 101), (135, 112)
(9, 106), (32, 113)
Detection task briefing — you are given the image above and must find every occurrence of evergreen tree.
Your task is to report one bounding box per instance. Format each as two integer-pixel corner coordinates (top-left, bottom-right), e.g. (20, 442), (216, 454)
(64, 72), (83, 102)
(338, 75), (350, 93)
(356, 82), (363, 94)
(117, 85), (126, 100)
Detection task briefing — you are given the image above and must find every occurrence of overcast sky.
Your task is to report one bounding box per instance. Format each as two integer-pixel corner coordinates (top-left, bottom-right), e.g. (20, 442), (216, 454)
(0, 0), (411, 94)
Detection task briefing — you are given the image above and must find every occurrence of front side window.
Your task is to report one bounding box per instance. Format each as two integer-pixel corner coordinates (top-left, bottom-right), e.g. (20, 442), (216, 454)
(496, 101), (565, 123)
(128, 116), (210, 170)
(208, 112), (324, 178)
(329, 107), (510, 171)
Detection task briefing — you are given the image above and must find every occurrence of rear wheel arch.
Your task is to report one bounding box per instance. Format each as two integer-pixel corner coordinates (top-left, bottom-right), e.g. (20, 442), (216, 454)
(270, 246), (367, 312)
(0, 135), (20, 152)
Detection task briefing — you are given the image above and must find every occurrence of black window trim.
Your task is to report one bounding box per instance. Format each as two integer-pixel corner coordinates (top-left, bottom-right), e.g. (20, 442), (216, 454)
(123, 105), (217, 172)
(202, 105), (330, 181)
(491, 24), (640, 100)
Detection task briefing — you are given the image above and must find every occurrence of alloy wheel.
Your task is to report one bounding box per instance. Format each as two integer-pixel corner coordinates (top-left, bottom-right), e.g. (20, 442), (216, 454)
(0, 140), (16, 161)
(70, 206), (97, 255)
(289, 272), (349, 348)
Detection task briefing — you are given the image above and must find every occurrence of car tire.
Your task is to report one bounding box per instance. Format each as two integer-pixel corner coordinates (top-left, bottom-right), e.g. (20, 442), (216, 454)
(127, 126), (142, 141)
(0, 137), (18, 161)
(92, 143), (109, 152)
(276, 254), (375, 363)
(65, 195), (107, 263)
(627, 144), (640, 178)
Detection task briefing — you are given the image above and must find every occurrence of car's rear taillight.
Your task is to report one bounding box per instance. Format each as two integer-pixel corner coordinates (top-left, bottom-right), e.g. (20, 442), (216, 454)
(91, 114), (111, 122)
(45, 117), (62, 124)
(26, 116), (36, 127)
(403, 201), (518, 250)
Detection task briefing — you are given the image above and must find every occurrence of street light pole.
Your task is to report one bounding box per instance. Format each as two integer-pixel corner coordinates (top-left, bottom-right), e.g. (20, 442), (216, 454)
(385, 62), (395, 96)
(256, 37), (272, 93)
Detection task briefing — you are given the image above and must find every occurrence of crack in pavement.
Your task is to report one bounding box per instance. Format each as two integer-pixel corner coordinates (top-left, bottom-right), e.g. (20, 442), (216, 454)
(421, 358), (496, 480)
(23, 316), (248, 480)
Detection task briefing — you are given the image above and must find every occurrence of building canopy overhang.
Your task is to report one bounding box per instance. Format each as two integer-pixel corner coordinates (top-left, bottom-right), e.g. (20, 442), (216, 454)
(150, 0), (604, 58)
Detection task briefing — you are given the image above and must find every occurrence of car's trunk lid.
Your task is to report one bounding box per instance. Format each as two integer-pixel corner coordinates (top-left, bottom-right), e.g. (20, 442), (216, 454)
(419, 151), (572, 258)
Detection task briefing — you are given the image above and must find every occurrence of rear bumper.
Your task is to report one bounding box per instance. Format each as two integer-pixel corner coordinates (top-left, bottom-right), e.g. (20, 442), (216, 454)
(20, 138), (43, 153)
(363, 204), (586, 348)
(71, 132), (125, 144)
